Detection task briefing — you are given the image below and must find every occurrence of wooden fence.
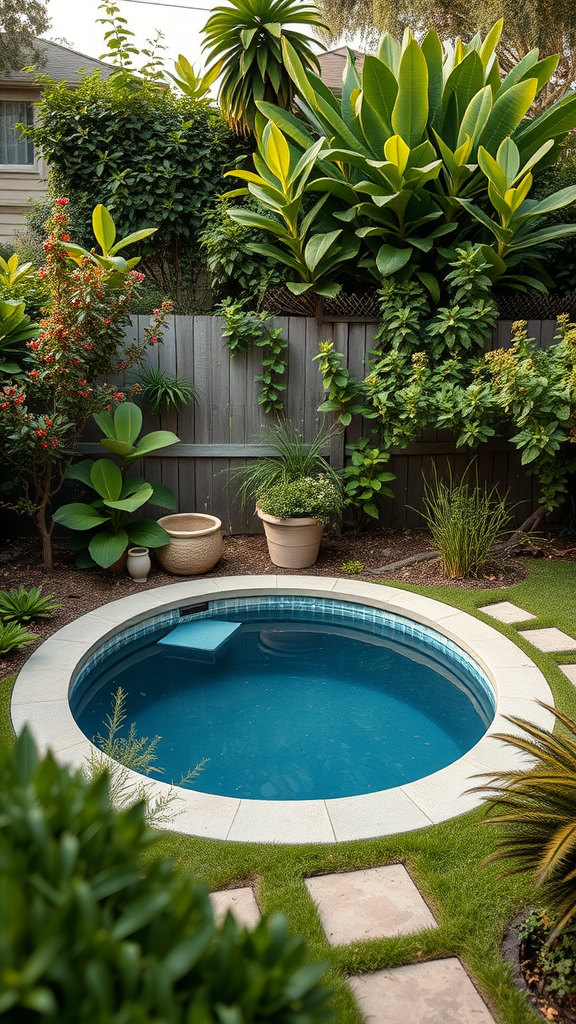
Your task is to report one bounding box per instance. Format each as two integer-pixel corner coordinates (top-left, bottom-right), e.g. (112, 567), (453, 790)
(77, 315), (560, 533)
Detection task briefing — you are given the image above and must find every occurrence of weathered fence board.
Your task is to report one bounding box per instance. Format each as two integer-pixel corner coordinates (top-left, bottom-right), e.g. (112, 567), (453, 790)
(75, 315), (559, 533)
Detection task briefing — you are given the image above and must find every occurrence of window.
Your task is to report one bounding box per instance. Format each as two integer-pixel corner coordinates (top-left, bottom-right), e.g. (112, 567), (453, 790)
(0, 101), (35, 166)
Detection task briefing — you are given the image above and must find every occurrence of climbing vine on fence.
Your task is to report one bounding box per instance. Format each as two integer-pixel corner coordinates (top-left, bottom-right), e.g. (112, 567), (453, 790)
(315, 245), (576, 511)
(217, 299), (288, 414)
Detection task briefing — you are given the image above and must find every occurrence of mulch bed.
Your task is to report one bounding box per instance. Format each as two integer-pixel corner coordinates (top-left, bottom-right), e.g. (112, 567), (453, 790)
(1, 526), (574, 683)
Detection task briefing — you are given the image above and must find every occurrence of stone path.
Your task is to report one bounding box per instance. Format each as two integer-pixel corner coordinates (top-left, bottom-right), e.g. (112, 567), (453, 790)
(518, 627), (576, 652)
(209, 887), (261, 929)
(560, 664), (576, 686)
(478, 601), (536, 624)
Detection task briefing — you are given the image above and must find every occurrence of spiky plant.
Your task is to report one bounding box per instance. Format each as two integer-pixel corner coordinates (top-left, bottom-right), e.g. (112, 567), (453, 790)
(228, 417), (341, 510)
(202, 0), (328, 135)
(0, 585), (60, 624)
(137, 368), (199, 415)
(476, 704), (576, 941)
(0, 620), (37, 654)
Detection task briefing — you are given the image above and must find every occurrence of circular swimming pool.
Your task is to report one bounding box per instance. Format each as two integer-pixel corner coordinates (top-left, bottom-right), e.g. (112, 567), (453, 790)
(71, 596), (495, 801)
(10, 577), (554, 843)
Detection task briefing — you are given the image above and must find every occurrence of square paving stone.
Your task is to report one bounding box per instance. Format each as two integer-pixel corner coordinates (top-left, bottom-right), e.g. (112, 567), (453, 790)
(560, 665), (576, 686)
(349, 958), (496, 1024)
(305, 865), (437, 945)
(479, 601), (536, 624)
(518, 627), (576, 652)
(210, 887), (260, 929)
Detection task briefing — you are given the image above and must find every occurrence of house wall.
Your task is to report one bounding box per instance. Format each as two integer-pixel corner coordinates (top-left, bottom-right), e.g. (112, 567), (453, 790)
(0, 86), (48, 244)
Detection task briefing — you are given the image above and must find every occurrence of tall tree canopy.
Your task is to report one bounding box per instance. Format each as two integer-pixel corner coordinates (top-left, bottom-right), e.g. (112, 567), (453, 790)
(0, 0), (51, 73)
(318, 0), (576, 104)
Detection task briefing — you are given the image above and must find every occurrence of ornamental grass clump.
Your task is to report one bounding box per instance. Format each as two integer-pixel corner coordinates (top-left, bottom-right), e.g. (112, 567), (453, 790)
(419, 465), (511, 578)
(0, 585), (60, 624)
(257, 476), (342, 524)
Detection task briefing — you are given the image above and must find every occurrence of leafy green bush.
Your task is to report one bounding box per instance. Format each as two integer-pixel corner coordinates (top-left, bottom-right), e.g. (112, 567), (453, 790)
(0, 298), (40, 378)
(199, 197), (285, 301)
(27, 72), (248, 273)
(477, 703), (576, 942)
(0, 727), (334, 1022)
(0, 586), (60, 624)
(0, 621), (37, 654)
(418, 465), (511, 578)
(519, 910), (576, 1004)
(258, 476), (342, 524)
(341, 438), (396, 531)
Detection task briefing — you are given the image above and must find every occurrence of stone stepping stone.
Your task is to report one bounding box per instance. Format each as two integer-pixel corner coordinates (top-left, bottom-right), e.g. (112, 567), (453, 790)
(560, 665), (576, 686)
(349, 958), (496, 1024)
(210, 887), (260, 929)
(518, 627), (576, 652)
(305, 865), (437, 946)
(479, 601), (536, 624)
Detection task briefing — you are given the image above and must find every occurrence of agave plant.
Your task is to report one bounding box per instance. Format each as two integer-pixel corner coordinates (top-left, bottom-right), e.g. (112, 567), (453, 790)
(53, 402), (179, 568)
(476, 704), (576, 941)
(202, 0), (328, 136)
(231, 21), (576, 294)
(0, 298), (40, 377)
(0, 586), (60, 624)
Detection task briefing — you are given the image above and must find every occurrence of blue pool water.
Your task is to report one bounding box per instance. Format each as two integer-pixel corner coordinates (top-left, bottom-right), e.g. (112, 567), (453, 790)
(71, 599), (494, 800)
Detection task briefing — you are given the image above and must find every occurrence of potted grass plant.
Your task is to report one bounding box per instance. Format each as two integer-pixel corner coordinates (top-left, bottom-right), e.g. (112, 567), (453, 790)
(230, 420), (342, 568)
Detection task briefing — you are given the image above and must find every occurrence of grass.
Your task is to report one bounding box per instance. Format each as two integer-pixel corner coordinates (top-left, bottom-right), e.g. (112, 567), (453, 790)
(2, 559), (576, 1023)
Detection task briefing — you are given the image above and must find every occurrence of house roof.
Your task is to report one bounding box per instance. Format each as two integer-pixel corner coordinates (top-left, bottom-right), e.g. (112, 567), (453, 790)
(0, 37), (114, 88)
(316, 46), (366, 92)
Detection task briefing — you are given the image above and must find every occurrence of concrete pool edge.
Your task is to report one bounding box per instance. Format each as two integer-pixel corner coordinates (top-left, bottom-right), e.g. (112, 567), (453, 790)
(11, 575), (555, 845)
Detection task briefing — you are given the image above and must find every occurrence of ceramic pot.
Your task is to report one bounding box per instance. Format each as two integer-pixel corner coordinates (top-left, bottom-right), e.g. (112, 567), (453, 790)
(257, 509), (323, 568)
(155, 513), (223, 575)
(127, 546), (151, 582)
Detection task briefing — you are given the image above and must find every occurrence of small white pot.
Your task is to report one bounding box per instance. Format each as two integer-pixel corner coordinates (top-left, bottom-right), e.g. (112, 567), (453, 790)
(126, 546), (151, 583)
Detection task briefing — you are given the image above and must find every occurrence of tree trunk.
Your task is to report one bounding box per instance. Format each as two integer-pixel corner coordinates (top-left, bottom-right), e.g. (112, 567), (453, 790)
(36, 504), (54, 572)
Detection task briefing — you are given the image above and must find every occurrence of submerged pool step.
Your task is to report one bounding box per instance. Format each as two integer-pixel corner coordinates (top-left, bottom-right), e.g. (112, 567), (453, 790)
(157, 619), (241, 663)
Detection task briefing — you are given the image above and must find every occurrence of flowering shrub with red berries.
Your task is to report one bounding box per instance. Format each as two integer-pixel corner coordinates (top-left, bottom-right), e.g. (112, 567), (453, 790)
(0, 198), (172, 570)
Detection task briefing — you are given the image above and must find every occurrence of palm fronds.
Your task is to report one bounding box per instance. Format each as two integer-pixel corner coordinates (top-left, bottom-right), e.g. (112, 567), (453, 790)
(474, 703), (576, 940)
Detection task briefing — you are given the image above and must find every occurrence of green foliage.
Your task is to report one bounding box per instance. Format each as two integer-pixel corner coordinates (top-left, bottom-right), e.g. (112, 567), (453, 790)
(478, 703), (576, 941)
(97, 1), (168, 84)
(418, 464), (511, 577)
(0, 297), (39, 377)
(0, 585), (60, 624)
(341, 437), (396, 530)
(520, 909), (576, 1003)
(202, 0), (327, 136)
(218, 298), (288, 413)
(237, 22), (576, 294)
(52, 401), (179, 568)
(0, 727), (334, 1022)
(62, 203), (157, 283)
(340, 559), (365, 574)
(0, 620), (37, 654)
(168, 53), (222, 105)
(94, 685), (162, 776)
(258, 475), (343, 524)
(314, 343), (369, 426)
(138, 368), (199, 415)
(199, 197), (285, 301)
(0, 0), (50, 74)
(226, 122), (359, 297)
(229, 418), (339, 510)
(27, 70), (248, 272)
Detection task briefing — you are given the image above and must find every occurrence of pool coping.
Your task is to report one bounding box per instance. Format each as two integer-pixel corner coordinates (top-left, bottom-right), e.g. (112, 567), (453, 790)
(11, 575), (555, 845)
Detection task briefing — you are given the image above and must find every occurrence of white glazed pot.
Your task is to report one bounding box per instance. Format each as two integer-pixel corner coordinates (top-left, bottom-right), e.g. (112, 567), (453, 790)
(257, 508), (324, 569)
(126, 546), (151, 583)
(155, 513), (223, 575)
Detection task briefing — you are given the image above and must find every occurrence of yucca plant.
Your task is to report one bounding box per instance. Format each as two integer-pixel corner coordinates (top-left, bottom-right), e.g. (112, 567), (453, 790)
(0, 620), (37, 655)
(137, 368), (199, 415)
(229, 417), (340, 509)
(202, 0), (328, 136)
(419, 464), (511, 577)
(0, 585), (60, 624)
(476, 704), (576, 941)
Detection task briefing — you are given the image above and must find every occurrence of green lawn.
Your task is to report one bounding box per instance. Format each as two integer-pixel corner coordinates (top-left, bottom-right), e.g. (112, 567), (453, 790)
(2, 559), (575, 1023)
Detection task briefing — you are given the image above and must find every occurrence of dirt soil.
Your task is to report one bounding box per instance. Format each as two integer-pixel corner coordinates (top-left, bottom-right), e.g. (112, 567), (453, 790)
(1, 526), (574, 683)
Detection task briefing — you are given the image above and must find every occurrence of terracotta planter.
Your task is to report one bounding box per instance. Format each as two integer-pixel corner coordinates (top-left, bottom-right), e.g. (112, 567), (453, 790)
(257, 508), (324, 568)
(155, 513), (223, 575)
(107, 550), (128, 574)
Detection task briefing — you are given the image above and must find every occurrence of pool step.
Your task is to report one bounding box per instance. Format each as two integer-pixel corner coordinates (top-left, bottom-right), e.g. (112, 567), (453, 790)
(158, 619), (241, 663)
